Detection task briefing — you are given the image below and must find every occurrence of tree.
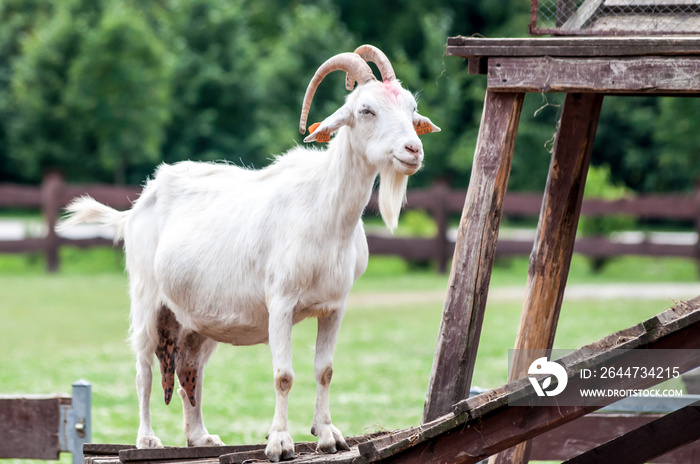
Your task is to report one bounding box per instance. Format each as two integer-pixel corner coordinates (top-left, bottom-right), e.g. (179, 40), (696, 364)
(158, 0), (259, 170)
(66, 2), (174, 184)
(0, 0), (54, 182)
(8, 6), (88, 182)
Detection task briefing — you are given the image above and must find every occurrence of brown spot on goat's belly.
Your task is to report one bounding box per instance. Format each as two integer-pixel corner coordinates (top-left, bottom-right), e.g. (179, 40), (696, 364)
(155, 306), (180, 405)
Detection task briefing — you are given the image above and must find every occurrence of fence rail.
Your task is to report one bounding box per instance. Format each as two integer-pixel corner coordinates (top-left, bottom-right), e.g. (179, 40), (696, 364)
(1, 173), (699, 272)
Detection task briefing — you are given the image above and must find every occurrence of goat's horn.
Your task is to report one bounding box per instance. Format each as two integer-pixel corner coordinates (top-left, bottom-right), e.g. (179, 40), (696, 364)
(353, 44), (396, 83)
(299, 52), (376, 135)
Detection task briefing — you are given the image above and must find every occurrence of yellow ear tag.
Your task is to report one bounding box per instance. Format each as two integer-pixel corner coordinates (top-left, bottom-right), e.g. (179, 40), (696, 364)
(309, 122), (330, 143)
(414, 121), (432, 136)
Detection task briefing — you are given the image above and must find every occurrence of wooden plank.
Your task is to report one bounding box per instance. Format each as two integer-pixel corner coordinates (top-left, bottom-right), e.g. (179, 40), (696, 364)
(0, 238), (48, 253)
(502, 193), (698, 219)
(531, 413), (660, 461)
(0, 395), (69, 459)
(422, 91), (525, 423)
(530, 413), (700, 463)
(62, 184), (141, 210)
(493, 93), (604, 464)
(120, 444), (269, 462)
(487, 56), (700, 94)
(366, 236), (436, 261)
(563, 402), (700, 464)
(495, 238), (698, 260)
(0, 183), (42, 207)
(218, 434), (379, 464)
(561, 0), (605, 31)
(383, 297), (700, 464)
(446, 36), (700, 59)
(83, 443), (136, 455)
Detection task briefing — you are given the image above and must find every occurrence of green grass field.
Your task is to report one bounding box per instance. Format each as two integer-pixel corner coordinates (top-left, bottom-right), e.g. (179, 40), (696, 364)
(1, 249), (697, 463)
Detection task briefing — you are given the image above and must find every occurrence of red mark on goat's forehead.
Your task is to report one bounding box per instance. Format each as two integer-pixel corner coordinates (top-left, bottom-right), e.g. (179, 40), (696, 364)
(381, 80), (403, 101)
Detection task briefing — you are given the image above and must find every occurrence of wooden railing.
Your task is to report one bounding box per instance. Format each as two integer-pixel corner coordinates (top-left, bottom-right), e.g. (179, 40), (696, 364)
(2, 174), (699, 272)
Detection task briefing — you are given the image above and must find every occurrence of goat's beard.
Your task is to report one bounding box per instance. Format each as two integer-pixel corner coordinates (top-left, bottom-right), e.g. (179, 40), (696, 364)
(378, 167), (409, 232)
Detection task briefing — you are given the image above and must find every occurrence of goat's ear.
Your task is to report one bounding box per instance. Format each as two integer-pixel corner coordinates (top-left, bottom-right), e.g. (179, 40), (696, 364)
(304, 106), (353, 143)
(413, 113), (440, 136)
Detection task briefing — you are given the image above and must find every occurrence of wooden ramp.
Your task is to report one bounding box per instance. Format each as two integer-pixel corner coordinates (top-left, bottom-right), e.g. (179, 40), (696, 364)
(85, 296), (700, 464)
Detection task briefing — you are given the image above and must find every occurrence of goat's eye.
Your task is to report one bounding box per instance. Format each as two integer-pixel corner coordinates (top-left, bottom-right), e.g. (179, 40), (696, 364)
(359, 108), (376, 116)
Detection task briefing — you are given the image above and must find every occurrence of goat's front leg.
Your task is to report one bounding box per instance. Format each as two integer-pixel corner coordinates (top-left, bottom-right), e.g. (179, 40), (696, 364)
(265, 297), (296, 462)
(311, 307), (350, 454)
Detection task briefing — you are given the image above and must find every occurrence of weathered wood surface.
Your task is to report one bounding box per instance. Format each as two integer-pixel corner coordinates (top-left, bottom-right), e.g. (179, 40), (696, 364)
(83, 444), (136, 455)
(386, 297), (700, 464)
(528, 413), (700, 464)
(563, 402), (700, 464)
(447, 36), (700, 59)
(560, 0), (605, 32)
(0, 395), (71, 459)
(493, 92), (604, 464)
(422, 91), (525, 423)
(487, 56), (700, 93)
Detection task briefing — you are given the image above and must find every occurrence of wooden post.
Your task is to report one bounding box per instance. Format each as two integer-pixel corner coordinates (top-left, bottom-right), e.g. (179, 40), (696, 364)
(423, 91), (525, 423)
(42, 171), (64, 272)
(491, 92), (604, 464)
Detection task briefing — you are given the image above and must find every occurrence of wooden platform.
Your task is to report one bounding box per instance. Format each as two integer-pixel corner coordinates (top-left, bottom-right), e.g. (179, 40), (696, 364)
(447, 36), (700, 93)
(85, 297), (700, 464)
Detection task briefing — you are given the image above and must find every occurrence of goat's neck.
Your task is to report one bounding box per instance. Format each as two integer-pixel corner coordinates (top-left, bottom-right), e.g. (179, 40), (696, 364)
(319, 130), (376, 232)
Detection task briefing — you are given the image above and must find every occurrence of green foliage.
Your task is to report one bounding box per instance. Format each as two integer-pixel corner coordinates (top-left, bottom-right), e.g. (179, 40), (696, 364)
(0, 0), (698, 196)
(578, 163), (636, 237)
(66, 2), (174, 184)
(8, 5), (87, 181)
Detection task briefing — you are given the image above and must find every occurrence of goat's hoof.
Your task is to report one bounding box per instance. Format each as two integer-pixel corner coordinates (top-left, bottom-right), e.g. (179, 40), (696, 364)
(137, 435), (164, 449)
(265, 431), (295, 462)
(187, 434), (225, 447)
(316, 424), (350, 454)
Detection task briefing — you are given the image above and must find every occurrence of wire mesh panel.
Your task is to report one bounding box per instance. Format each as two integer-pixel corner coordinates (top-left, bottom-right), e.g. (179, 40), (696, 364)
(531, 0), (700, 35)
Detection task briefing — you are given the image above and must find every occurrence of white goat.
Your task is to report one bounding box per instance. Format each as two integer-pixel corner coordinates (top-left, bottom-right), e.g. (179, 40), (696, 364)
(63, 45), (439, 461)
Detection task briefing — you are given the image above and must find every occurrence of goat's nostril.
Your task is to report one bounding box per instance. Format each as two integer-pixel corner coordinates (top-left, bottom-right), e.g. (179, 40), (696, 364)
(405, 143), (420, 155)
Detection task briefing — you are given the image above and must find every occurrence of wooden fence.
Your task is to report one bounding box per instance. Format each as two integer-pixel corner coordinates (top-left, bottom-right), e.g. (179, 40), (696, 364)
(0, 172), (140, 271)
(1, 173), (699, 272)
(367, 181), (700, 273)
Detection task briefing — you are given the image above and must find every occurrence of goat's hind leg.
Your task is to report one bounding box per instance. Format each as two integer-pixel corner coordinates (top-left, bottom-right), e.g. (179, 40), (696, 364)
(133, 307), (165, 449)
(176, 332), (223, 447)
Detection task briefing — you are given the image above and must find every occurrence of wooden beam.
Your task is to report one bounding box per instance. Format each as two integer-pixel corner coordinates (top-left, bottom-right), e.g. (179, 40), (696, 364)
(492, 92), (604, 464)
(446, 36), (700, 59)
(422, 91), (524, 423)
(563, 402), (700, 464)
(487, 56), (700, 94)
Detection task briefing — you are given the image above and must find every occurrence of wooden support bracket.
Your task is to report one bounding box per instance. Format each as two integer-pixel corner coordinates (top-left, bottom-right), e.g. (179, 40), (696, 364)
(492, 92), (605, 464)
(423, 91), (525, 423)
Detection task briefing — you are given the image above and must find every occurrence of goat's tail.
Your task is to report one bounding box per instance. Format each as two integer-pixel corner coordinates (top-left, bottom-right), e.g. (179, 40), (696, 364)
(61, 196), (129, 242)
